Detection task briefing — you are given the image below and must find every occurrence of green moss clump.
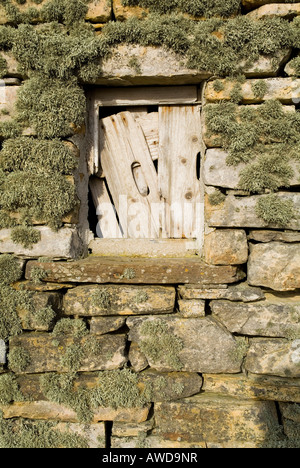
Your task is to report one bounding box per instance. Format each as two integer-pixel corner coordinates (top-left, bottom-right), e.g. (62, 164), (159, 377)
(0, 373), (25, 404)
(8, 345), (31, 372)
(255, 194), (295, 226)
(0, 254), (23, 285)
(11, 225), (41, 248)
(251, 80), (268, 99)
(208, 189), (226, 206)
(0, 411), (89, 448)
(139, 319), (184, 371)
(0, 137), (78, 175)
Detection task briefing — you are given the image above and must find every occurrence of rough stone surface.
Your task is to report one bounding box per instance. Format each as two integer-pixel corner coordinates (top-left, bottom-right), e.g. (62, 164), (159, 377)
(0, 85), (18, 126)
(177, 299), (206, 317)
(25, 257), (245, 285)
(204, 149), (300, 189)
(0, 339), (6, 365)
(127, 316), (243, 374)
(206, 192), (300, 231)
(63, 284), (176, 316)
(128, 342), (149, 372)
(155, 393), (279, 444)
(178, 282), (265, 302)
(248, 242), (300, 291)
(204, 229), (248, 265)
(249, 230), (300, 243)
(247, 3), (300, 19)
(17, 291), (63, 331)
(0, 227), (83, 260)
(245, 338), (300, 378)
(203, 373), (300, 403)
(86, 0), (112, 23)
(211, 295), (300, 338)
(9, 333), (127, 373)
(90, 317), (127, 335)
(205, 78), (300, 104)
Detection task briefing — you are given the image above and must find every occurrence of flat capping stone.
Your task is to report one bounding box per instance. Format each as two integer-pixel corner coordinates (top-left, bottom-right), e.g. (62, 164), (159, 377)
(25, 256), (245, 285)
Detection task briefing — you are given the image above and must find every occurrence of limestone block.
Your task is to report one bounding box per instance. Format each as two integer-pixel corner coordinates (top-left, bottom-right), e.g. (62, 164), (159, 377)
(204, 148), (300, 189)
(25, 256), (244, 285)
(245, 338), (300, 377)
(205, 78), (300, 104)
(9, 332), (127, 373)
(0, 339), (6, 364)
(0, 85), (18, 123)
(113, 0), (148, 21)
(127, 316), (243, 374)
(155, 393), (280, 444)
(0, 52), (21, 78)
(54, 422), (106, 448)
(63, 284), (176, 316)
(206, 192), (300, 231)
(242, 0), (293, 10)
(90, 317), (126, 335)
(249, 230), (300, 243)
(178, 282), (265, 302)
(138, 369), (203, 402)
(86, 0), (112, 23)
(247, 3), (300, 19)
(211, 294), (300, 338)
(128, 342), (149, 372)
(204, 229), (248, 265)
(203, 373), (300, 403)
(285, 56), (300, 76)
(177, 299), (206, 317)
(0, 226), (83, 260)
(248, 242), (300, 291)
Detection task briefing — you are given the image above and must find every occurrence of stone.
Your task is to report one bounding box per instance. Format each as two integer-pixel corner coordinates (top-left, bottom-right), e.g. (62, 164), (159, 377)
(138, 369), (203, 402)
(203, 373), (300, 403)
(245, 338), (300, 378)
(0, 339), (6, 365)
(127, 316), (243, 374)
(0, 400), (150, 424)
(249, 230), (300, 243)
(248, 242), (300, 291)
(155, 393), (280, 444)
(90, 317), (126, 335)
(9, 333), (127, 373)
(285, 56), (300, 76)
(211, 295), (300, 338)
(177, 299), (206, 317)
(112, 420), (154, 438)
(25, 256), (245, 285)
(0, 85), (18, 126)
(279, 402), (300, 423)
(204, 148), (300, 189)
(128, 342), (149, 372)
(63, 284), (176, 316)
(0, 226), (83, 260)
(13, 281), (75, 292)
(242, 0), (291, 10)
(206, 192), (300, 231)
(86, 0), (112, 23)
(205, 78), (300, 104)
(0, 52), (21, 78)
(113, 0), (148, 21)
(54, 422), (106, 449)
(178, 282), (265, 302)
(17, 291), (62, 331)
(247, 3), (300, 19)
(204, 229), (248, 265)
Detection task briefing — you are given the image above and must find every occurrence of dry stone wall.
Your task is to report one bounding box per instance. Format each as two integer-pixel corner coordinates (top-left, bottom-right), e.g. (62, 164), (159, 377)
(0, 0), (299, 449)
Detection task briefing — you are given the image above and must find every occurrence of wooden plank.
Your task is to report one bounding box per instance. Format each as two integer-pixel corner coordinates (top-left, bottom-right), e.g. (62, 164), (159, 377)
(25, 257), (245, 285)
(93, 86), (198, 107)
(136, 112), (159, 161)
(89, 177), (123, 239)
(158, 105), (202, 238)
(100, 111), (161, 238)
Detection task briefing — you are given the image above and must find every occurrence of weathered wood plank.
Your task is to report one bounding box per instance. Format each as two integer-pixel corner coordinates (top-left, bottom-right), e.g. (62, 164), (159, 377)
(136, 112), (159, 161)
(100, 111), (161, 238)
(158, 105), (202, 238)
(25, 257), (245, 285)
(89, 176), (123, 239)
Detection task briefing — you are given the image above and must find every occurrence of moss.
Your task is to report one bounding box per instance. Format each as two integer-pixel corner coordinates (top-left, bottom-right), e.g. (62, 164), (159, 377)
(0, 373), (25, 404)
(52, 318), (89, 339)
(0, 137), (78, 175)
(0, 254), (23, 285)
(29, 266), (48, 284)
(8, 345), (31, 372)
(11, 225), (41, 248)
(255, 194), (295, 226)
(212, 79), (224, 92)
(91, 288), (111, 309)
(208, 189), (226, 206)
(139, 319), (184, 371)
(251, 80), (268, 99)
(0, 411), (88, 448)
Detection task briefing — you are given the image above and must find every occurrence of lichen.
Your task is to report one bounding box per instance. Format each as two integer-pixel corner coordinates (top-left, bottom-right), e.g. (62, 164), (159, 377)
(255, 195), (295, 226)
(8, 345), (31, 373)
(11, 225), (41, 248)
(29, 266), (48, 284)
(91, 288), (111, 309)
(52, 318), (89, 339)
(0, 373), (25, 404)
(208, 189), (226, 206)
(0, 254), (23, 285)
(139, 319), (184, 371)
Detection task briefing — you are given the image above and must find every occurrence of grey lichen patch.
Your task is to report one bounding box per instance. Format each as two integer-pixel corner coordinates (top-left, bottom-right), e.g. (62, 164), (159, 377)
(135, 291), (148, 304)
(229, 336), (249, 365)
(29, 266), (48, 285)
(120, 268), (136, 280)
(208, 189), (226, 206)
(0, 254), (23, 285)
(91, 288), (111, 309)
(0, 373), (25, 405)
(139, 319), (184, 371)
(11, 225), (41, 249)
(255, 195), (295, 226)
